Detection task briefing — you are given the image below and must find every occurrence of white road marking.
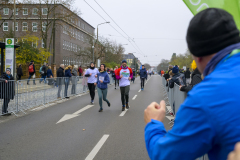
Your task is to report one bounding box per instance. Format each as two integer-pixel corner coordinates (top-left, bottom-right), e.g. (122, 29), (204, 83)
(56, 114), (79, 124)
(73, 105), (94, 115)
(56, 105), (94, 124)
(85, 134), (109, 160)
(119, 108), (129, 117)
(138, 89), (141, 92)
(132, 95), (137, 100)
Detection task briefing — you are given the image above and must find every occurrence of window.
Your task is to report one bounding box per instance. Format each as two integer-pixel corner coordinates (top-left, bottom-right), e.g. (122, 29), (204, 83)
(33, 8), (38, 15)
(73, 30), (75, 38)
(16, 38), (18, 43)
(3, 22), (8, 31)
(42, 39), (45, 48)
(82, 23), (85, 29)
(42, 22), (47, 32)
(63, 40), (65, 50)
(71, 43), (72, 51)
(32, 22), (37, 32)
(22, 22), (28, 31)
(12, 22), (18, 31)
(4, 8), (9, 15)
(42, 8), (48, 15)
(23, 8), (28, 15)
(14, 8), (18, 15)
(32, 41), (37, 48)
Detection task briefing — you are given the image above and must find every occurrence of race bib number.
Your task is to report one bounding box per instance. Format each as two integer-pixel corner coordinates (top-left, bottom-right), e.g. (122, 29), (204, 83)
(99, 76), (104, 81)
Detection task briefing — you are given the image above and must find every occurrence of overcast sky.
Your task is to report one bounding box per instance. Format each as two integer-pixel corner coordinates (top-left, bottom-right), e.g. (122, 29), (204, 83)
(74, 0), (193, 66)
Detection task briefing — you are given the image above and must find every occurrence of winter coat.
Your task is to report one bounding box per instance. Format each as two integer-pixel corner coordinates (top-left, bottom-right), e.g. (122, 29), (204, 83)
(78, 67), (83, 74)
(145, 49), (240, 160)
(47, 69), (53, 78)
(184, 69), (191, 78)
(41, 65), (47, 76)
(57, 67), (64, 85)
(0, 72), (15, 99)
(169, 73), (186, 88)
(17, 67), (23, 76)
(180, 68), (202, 93)
(71, 69), (78, 85)
(139, 68), (147, 79)
(97, 71), (110, 89)
(164, 70), (170, 80)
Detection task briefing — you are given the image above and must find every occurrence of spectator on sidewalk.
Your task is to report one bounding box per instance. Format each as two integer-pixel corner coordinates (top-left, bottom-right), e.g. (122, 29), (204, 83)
(78, 66), (83, 76)
(82, 69), (88, 93)
(64, 65), (72, 98)
(0, 68), (14, 116)
(144, 8), (240, 160)
(131, 68), (136, 83)
(114, 66), (119, 89)
(180, 68), (202, 93)
(17, 64), (23, 82)
(57, 64), (64, 99)
(167, 66), (185, 88)
(71, 65), (78, 95)
(40, 63), (48, 84)
(47, 66), (54, 86)
(27, 61), (36, 85)
(184, 68), (191, 85)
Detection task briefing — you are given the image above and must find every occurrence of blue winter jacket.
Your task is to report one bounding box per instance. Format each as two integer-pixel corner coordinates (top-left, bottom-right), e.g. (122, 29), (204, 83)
(145, 51), (240, 160)
(47, 69), (53, 78)
(97, 71), (110, 89)
(139, 68), (147, 79)
(65, 69), (72, 78)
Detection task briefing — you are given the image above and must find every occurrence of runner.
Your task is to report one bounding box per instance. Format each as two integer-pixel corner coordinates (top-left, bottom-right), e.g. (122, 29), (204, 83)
(139, 65), (147, 91)
(96, 64), (111, 112)
(114, 66), (119, 89)
(116, 60), (133, 111)
(85, 62), (99, 104)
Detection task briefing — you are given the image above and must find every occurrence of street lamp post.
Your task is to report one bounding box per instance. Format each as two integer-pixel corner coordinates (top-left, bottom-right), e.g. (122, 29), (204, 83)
(92, 21), (110, 64)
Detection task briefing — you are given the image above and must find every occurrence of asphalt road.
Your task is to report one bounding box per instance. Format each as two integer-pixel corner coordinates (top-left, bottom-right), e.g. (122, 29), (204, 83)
(0, 75), (171, 160)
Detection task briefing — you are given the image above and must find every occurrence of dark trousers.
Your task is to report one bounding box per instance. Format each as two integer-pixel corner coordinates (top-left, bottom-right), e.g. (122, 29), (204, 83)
(79, 73), (82, 76)
(2, 98), (10, 114)
(120, 85), (130, 106)
(115, 79), (119, 87)
(27, 74), (36, 84)
(17, 75), (21, 81)
(141, 78), (145, 88)
(88, 83), (96, 101)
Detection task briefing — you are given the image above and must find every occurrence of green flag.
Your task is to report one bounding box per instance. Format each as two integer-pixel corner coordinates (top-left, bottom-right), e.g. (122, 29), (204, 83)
(183, 0), (240, 30)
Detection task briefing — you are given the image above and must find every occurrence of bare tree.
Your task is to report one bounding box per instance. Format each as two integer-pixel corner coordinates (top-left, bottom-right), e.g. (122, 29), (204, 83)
(143, 63), (151, 70)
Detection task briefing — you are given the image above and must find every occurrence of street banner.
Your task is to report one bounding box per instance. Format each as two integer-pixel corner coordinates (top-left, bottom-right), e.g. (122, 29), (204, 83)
(183, 0), (240, 30)
(5, 38), (14, 72)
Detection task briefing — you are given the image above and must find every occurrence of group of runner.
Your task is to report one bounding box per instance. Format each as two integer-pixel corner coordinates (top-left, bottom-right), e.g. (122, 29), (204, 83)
(84, 60), (149, 112)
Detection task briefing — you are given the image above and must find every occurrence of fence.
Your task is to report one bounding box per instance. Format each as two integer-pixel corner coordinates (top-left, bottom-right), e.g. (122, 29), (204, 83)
(0, 74), (115, 116)
(161, 76), (209, 160)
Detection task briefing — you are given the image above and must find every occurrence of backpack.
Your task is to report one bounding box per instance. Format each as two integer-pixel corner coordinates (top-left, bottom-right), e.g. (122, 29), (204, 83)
(39, 66), (42, 73)
(29, 65), (34, 73)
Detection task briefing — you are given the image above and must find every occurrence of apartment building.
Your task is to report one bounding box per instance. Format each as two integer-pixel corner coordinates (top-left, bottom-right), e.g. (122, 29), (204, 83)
(0, 2), (95, 66)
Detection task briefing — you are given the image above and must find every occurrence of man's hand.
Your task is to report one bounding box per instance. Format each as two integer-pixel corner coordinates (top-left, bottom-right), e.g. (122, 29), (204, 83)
(90, 73), (92, 76)
(100, 80), (103, 83)
(5, 80), (8, 83)
(95, 75), (97, 78)
(94, 83), (97, 86)
(120, 75), (123, 78)
(228, 143), (240, 160)
(128, 77), (131, 81)
(144, 101), (166, 124)
(179, 86), (182, 90)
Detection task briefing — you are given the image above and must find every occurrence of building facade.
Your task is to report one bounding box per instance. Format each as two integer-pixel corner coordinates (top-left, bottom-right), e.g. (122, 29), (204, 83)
(123, 53), (139, 69)
(0, 2), (95, 67)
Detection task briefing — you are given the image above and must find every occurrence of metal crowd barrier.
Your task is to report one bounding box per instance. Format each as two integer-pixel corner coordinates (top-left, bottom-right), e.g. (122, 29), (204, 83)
(0, 74), (115, 116)
(161, 76), (209, 160)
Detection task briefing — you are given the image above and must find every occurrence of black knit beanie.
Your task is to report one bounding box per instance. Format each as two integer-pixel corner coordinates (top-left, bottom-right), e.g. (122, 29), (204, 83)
(187, 8), (240, 57)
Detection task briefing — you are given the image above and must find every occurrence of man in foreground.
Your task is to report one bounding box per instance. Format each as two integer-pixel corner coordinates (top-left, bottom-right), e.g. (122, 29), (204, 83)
(144, 8), (240, 160)
(116, 60), (133, 111)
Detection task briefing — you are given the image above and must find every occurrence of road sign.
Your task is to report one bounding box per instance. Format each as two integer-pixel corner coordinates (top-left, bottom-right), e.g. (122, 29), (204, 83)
(5, 38), (14, 72)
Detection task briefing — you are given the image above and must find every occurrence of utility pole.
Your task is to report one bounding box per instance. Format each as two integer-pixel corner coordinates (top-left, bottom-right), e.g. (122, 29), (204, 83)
(52, 0), (56, 65)
(13, 0), (16, 78)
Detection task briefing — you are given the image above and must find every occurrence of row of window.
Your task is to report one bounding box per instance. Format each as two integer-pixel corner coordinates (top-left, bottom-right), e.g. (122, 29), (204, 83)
(63, 40), (84, 53)
(3, 8), (48, 16)
(3, 22), (46, 32)
(63, 26), (87, 42)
